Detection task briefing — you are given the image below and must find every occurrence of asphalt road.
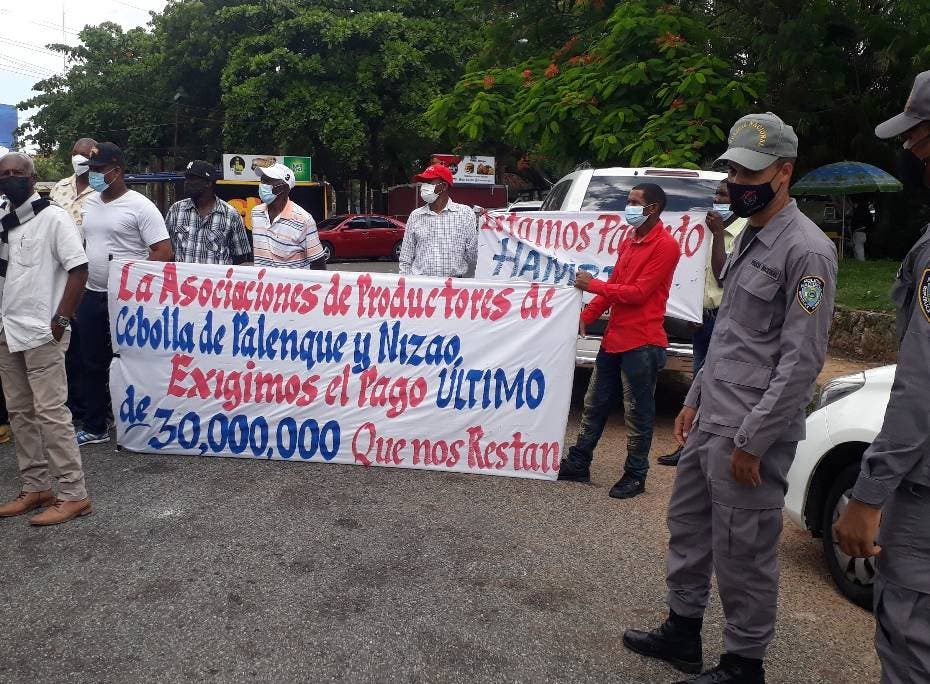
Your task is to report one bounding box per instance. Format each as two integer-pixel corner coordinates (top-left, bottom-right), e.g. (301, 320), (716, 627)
(0, 260), (882, 683)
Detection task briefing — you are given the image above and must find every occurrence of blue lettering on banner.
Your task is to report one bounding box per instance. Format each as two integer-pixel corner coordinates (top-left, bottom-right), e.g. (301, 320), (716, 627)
(491, 238), (612, 285)
(115, 306), (196, 352)
(142, 406), (341, 461)
(436, 365), (545, 410)
(230, 312), (347, 371)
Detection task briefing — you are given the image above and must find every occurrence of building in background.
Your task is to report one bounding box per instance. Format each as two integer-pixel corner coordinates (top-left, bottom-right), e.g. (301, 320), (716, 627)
(0, 104), (17, 150)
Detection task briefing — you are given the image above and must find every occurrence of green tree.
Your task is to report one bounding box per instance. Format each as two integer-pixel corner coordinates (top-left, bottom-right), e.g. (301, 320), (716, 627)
(18, 2), (256, 170)
(427, 1), (763, 172)
(709, 0), (930, 256)
(218, 0), (479, 191)
(32, 154), (70, 182)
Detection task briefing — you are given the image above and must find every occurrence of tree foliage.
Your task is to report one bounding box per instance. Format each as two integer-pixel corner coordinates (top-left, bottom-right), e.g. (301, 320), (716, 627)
(428, 1), (764, 172)
(218, 0), (475, 187)
(17, 0), (478, 186)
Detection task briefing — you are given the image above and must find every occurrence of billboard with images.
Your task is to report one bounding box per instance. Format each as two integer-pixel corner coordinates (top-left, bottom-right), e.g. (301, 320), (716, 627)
(222, 153), (312, 182)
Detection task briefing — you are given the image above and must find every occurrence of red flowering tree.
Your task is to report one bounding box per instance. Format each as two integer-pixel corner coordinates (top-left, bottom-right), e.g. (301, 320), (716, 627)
(427, 0), (763, 169)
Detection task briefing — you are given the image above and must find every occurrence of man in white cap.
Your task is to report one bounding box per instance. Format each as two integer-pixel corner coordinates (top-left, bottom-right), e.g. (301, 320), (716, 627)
(49, 137), (97, 427)
(251, 163), (326, 270)
(623, 113), (837, 683)
(834, 71), (930, 684)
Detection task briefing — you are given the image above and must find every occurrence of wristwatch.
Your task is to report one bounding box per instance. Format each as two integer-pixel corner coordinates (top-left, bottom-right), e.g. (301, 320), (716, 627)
(52, 315), (70, 329)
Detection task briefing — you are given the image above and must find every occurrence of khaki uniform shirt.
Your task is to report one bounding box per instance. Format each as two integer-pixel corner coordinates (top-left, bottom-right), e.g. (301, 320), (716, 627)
(703, 217), (747, 310)
(49, 175), (94, 238)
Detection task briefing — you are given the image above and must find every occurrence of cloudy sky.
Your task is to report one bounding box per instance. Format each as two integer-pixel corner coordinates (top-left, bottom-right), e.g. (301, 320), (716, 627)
(0, 0), (169, 131)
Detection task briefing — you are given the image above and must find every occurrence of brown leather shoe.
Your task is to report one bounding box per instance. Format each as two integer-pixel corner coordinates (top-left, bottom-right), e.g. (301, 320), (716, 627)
(29, 498), (92, 526)
(0, 490), (55, 517)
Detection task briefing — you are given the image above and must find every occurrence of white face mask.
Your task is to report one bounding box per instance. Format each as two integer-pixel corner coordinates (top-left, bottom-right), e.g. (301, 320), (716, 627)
(72, 154), (89, 175)
(420, 183), (440, 204)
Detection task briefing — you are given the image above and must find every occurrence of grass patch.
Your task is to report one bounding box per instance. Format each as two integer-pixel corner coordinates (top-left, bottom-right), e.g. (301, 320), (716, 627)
(835, 259), (898, 312)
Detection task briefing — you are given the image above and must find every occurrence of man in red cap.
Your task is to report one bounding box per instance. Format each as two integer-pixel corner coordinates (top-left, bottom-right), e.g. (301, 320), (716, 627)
(399, 163), (477, 278)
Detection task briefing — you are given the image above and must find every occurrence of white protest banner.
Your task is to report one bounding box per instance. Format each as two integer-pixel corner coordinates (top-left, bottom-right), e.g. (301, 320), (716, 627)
(476, 211), (709, 323)
(109, 262), (581, 480)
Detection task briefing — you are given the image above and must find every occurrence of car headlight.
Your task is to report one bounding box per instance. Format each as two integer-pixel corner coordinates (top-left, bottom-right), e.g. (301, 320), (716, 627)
(816, 372), (866, 410)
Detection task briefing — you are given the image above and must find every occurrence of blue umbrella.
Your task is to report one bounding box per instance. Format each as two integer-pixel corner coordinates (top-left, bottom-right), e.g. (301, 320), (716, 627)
(790, 161), (902, 195)
(790, 161), (902, 259)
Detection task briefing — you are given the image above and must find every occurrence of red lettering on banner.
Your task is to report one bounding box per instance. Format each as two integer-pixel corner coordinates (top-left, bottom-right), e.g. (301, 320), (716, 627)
(167, 353), (193, 397)
(351, 422), (375, 466)
(324, 364), (351, 407)
(520, 283), (556, 319)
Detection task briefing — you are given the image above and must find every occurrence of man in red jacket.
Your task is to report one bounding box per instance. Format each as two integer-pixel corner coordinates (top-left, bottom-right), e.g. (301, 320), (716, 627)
(559, 183), (682, 499)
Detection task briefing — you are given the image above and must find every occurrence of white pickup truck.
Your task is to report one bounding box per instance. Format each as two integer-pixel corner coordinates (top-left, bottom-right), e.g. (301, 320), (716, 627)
(539, 166), (726, 371)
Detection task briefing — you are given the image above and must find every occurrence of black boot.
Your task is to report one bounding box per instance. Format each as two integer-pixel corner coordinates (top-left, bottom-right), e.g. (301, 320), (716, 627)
(556, 458), (590, 482)
(622, 611), (703, 674)
(608, 473), (645, 499)
(673, 653), (765, 684)
(657, 447), (682, 466)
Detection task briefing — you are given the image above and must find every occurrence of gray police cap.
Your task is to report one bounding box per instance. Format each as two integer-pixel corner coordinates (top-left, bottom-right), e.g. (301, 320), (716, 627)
(876, 71), (930, 139)
(715, 112), (799, 171)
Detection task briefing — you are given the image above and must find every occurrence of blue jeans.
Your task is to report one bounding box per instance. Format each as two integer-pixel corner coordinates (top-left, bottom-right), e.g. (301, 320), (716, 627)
(691, 308), (717, 376)
(76, 290), (112, 435)
(567, 345), (666, 479)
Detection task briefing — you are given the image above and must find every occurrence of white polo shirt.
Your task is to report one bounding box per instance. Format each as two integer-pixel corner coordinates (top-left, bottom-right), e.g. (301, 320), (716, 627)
(0, 197), (88, 353)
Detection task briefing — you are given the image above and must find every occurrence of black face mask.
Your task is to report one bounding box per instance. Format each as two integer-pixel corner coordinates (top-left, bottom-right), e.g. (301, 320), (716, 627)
(726, 171), (784, 218)
(897, 148), (928, 192)
(184, 181), (209, 201)
(0, 176), (33, 206)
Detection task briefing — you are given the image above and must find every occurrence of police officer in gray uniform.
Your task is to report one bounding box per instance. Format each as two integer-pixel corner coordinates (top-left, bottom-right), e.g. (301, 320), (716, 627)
(834, 71), (930, 684)
(623, 113), (837, 684)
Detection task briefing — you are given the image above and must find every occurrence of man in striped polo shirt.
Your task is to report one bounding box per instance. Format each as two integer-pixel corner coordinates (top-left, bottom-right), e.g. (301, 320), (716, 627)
(251, 163), (326, 270)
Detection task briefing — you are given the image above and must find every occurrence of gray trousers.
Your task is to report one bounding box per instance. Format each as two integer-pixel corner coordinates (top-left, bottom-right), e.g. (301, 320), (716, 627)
(665, 430), (797, 660)
(874, 483), (930, 683)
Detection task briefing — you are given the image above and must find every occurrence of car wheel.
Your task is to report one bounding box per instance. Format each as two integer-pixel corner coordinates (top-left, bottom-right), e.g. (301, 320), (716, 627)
(321, 241), (334, 263)
(392, 241), (402, 261)
(821, 462), (876, 609)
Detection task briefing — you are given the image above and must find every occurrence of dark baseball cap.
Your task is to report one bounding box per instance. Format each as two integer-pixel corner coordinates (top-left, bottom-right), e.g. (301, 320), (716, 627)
(412, 163), (454, 185)
(81, 142), (125, 169)
(184, 160), (218, 180)
(715, 112), (799, 171)
(875, 71), (930, 139)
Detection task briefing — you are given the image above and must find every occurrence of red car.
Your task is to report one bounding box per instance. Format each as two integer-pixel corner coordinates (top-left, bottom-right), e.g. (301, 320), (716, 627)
(316, 214), (406, 261)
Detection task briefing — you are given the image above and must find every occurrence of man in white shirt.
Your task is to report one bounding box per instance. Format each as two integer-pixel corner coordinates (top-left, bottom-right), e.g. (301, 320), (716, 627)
(399, 164), (478, 278)
(0, 152), (92, 525)
(76, 142), (173, 446)
(49, 137), (96, 426)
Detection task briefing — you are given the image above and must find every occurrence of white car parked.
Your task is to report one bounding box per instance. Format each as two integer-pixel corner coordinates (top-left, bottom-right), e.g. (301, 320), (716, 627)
(785, 364), (895, 608)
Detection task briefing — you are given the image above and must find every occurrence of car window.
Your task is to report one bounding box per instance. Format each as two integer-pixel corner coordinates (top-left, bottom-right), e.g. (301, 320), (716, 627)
(540, 179), (572, 210)
(346, 218), (368, 229)
(369, 217), (394, 228)
(580, 176), (720, 212)
(317, 215), (348, 230)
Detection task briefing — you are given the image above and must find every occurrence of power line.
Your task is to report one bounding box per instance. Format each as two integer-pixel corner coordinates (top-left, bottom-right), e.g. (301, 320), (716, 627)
(0, 9), (82, 36)
(0, 65), (52, 81)
(107, 0), (157, 13)
(0, 54), (59, 77)
(0, 35), (64, 58)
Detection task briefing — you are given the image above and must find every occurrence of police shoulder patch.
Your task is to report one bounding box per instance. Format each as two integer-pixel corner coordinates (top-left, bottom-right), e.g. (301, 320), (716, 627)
(797, 275), (825, 315)
(919, 268), (930, 324)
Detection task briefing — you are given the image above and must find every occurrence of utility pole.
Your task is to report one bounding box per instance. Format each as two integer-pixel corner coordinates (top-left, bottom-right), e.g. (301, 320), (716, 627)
(172, 86), (187, 170)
